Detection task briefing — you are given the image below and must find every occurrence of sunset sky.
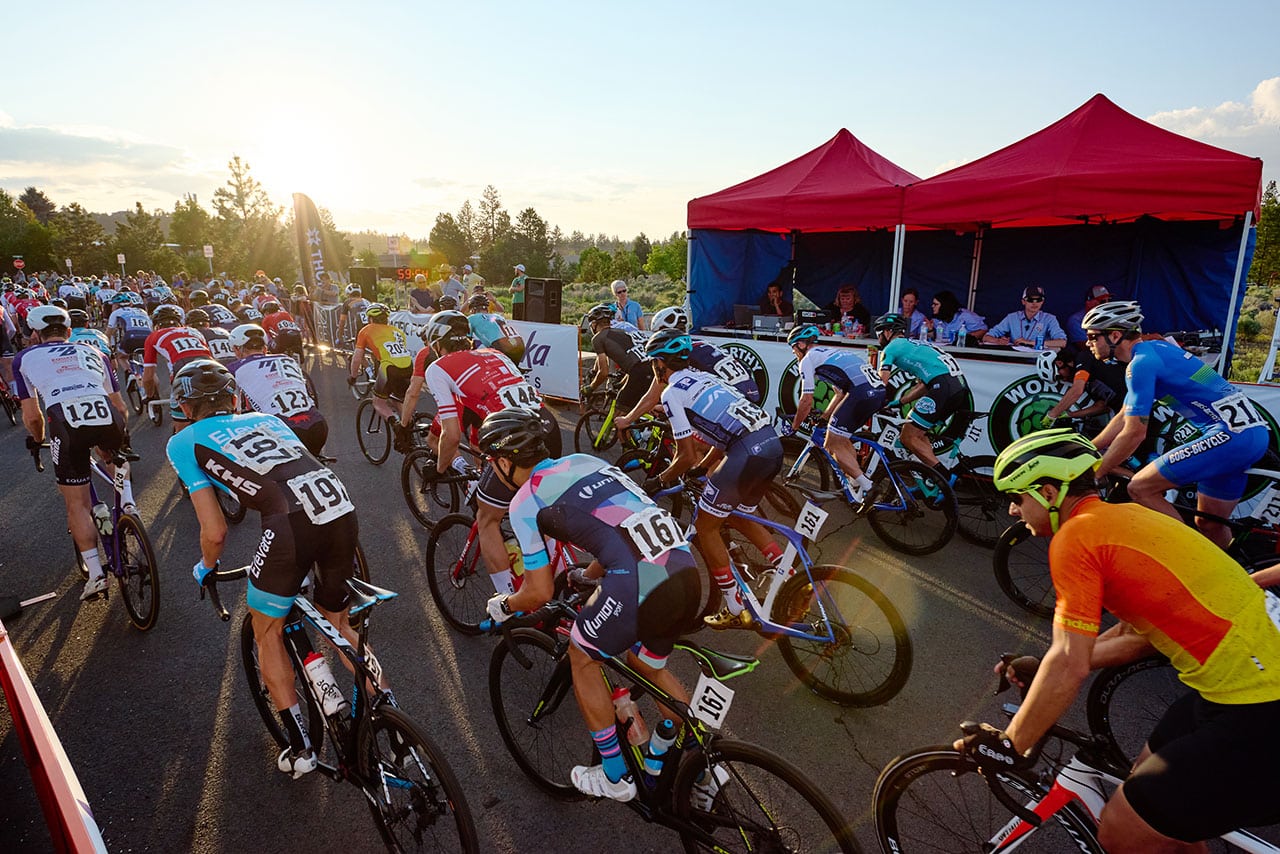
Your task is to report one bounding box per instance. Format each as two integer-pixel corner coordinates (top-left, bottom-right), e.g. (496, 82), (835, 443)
(4, 0), (1278, 240)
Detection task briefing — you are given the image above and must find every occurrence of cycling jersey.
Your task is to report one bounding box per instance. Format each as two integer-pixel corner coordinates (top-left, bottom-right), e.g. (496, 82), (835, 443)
(423, 347), (537, 424)
(69, 327), (112, 360)
(261, 310), (302, 346)
(690, 339), (760, 404)
(881, 338), (962, 384)
(143, 326), (213, 371)
(467, 313), (518, 347)
(592, 326), (647, 374)
(1125, 339), (1263, 434)
(355, 323), (412, 371)
(205, 304), (239, 330)
(233, 305), (263, 324)
(107, 306), (152, 339)
(798, 345), (882, 395)
(340, 298), (370, 339)
(229, 353), (320, 424)
(1070, 349), (1126, 413)
(660, 368), (771, 450)
(196, 326), (235, 363)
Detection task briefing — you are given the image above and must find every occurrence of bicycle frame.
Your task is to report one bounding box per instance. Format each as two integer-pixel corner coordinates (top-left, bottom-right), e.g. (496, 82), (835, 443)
(86, 455), (131, 574)
(787, 427), (923, 515)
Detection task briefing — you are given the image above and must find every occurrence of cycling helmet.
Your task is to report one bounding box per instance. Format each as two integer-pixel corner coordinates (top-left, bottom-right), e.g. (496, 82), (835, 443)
(112, 292), (134, 304)
(229, 323), (267, 348)
(260, 300), (281, 315)
(344, 284), (363, 297)
(873, 313), (909, 336)
(172, 358), (237, 405)
(49, 297), (68, 308)
(27, 305), (71, 331)
(185, 308), (210, 327)
(466, 294), (491, 314)
(251, 283), (265, 294)
(1081, 299), (1143, 332)
(436, 295), (458, 311)
(787, 324), (821, 347)
(993, 428), (1102, 533)
(645, 330), (693, 363)
(585, 304), (615, 326)
(423, 310), (471, 347)
(151, 305), (183, 328)
(292, 284), (306, 295)
(650, 306), (689, 333)
(211, 293), (228, 306)
(68, 308), (90, 328)
(477, 408), (549, 465)
(189, 289), (209, 307)
(1035, 349), (1062, 384)
(365, 302), (390, 323)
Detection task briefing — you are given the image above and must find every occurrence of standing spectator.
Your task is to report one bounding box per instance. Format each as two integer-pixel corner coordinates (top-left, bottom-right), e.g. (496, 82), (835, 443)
(899, 288), (927, 337)
(510, 263), (527, 321)
(462, 263), (485, 294)
(610, 280), (645, 330)
(829, 285), (871, 331)
(1066, 284), (1112, 350)
(313, 271), (340, 306)
(757, 282), (794, 316)
(929, 290), (987, 345)
(982, 285), (1068, 350)
(408, 273), (435, 314)
(444, 266), (467, 303)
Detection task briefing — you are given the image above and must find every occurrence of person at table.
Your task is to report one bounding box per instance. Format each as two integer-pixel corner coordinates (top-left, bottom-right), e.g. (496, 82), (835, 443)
(757, 282), (793, 316)
(829, 285), (871, 332)
(899, 288), (927, 337)
(982, 285), (1067, 350)
(407, 273), (435, 314)
(1065, 284), (1112, 351)
(929, 290), (987, 345)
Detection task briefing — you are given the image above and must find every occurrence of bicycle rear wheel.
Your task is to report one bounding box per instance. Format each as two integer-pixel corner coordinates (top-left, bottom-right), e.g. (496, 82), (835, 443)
(952, 455), (1012, 548)
(573, 408), (617, 454)
(356, 398), (391, 465)
(1086, 655), (1184, 770)
(401, 449), (461, 528)
(424, 514), (490, 635)
(774, 566), (912, 707)
(116, 514), (160, 631)
(238, 614), (324, 756)
(873, 747), (1103, 853)
(359, 705), (479, 853)
(2, 390), (19, 425)
(488, 628), (587, 799)
(673, 737), (859, 853)
(992, 520), (1054, 618)
(125, 379), (144, 415)
(867, 460), (957, 556)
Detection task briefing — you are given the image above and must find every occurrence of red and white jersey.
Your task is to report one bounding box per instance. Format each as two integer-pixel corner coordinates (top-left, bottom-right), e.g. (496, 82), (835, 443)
(143, 325), (213, 370)
(261, 310), (300, 340)
(423, 347), (540, 423)
(12, 297), (41, 320)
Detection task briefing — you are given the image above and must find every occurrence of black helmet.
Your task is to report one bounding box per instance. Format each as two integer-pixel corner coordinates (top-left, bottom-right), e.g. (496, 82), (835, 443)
(873, 313), (908, 336)
(185, 308), (210, 327)
(477, 408), (549, 465)
(436, 295), (458, 311)
(152, 305), (183, 328)
(50, 297), (68, 309)
(466, 294), (490, 314)
(68, 308), (90, 328)
(189, 289), (209, 307)
(645, 330), (692, 365)
(172, 358), (236, 405)
(423, 310), (472, 348)
(585, 304), (614, 325)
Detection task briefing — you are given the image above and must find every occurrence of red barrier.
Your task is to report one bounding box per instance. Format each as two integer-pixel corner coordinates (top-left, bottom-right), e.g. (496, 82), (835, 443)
(0, 620), (107, 853)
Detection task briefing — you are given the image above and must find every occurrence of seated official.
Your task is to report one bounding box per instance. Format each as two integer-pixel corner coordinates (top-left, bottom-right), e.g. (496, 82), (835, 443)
(828, 285), (871, 331)
(929, 290), (987, 345)
(757, 283), (794, 316)
(982, 285), (1067, 350)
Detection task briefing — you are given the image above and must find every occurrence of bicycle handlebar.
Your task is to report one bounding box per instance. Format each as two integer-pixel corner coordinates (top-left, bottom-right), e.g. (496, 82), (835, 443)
(201, 565), (249, 622)
(26, 437), (46, 472)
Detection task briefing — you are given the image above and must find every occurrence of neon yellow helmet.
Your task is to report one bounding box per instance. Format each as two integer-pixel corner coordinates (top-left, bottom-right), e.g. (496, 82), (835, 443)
(993, 428), (1101, 533)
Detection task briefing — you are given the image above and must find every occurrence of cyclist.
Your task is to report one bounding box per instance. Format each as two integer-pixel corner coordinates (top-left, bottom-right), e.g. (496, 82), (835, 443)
(960, 429), (1280, 852)
(15, 305), (130, 601)
(67, 309), (112, 360)
(230, 297), (263, 325)
(0, 299), (16, 393)
(479, 408), (699, 802)
(289, 283), (314, 344)
(1084, 300), (1268, 548)
(338, 284), (370, 346)
(1036, 347), (1126, 431)
(142, 305), (213, 429)
(465, 294), (525, 364)
(259, 299), (304, 358)
(106, 292), (153, 375)
(229, 324), (327, 455)
(875, 312), (970, 478)
(785, 324), (885, 501)
(204, 294), (239, 331)
(167, 359), (367, 779)
(58, 277), (88, 312)
(185, 308), (235, 364)
(347, 302), (411, 422)
(581, 304), (650, 416)
(642, 330), (785, 629)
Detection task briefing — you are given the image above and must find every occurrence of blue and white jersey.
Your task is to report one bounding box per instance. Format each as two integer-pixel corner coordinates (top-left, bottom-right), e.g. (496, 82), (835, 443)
(689, 339), (760, 403)
(660, 368), (771, 450)
(1125, 338), (1265, 434)
(69, 327), (113, 360)
(13, 341), (118, 413)
(797, 345), (882, 395)
(107, 306), (152, 337)
(228, 353), (319, 421)
(468, 312), (519, 347)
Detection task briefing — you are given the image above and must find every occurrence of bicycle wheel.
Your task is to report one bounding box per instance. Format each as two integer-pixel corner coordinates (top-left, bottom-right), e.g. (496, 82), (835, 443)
(773, 565), (912, 707)
(952, 455), (1012, 548)
(573, 408), (617, 454)
(359, 704), (479, 853)
(348, 540), (373, 631)
(401, 449), (461, 528)
(356, 399), (391, 465)
(238, 614), (325, 756)
(672, 737), (859, 853)
(351, 363), (375, 400)
(217, 487), (246, 525)
(1, 390), (18, 425)
(488, 628), (587, 799)
(125, 377), (144, 415)
(1086, 655), (1184, 771)
(992, 521), (1054, 618)
(116, 514), (160, 631)
(424, 514), (490, 635)
(873, 747), (1104, 854)
(867, 460), (958, 556)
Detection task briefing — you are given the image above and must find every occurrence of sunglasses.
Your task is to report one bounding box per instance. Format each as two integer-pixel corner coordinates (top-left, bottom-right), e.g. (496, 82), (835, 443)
(1085, 332), (1113, 341)
(1023, 297), (1044, 303)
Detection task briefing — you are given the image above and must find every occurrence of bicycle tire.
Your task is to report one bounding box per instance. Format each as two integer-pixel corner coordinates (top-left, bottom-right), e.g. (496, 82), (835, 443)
(424, 514), (490, 635)
(116, 514), (160, 631)
(147, 401), (164, 427)
(992, 520), (1054, 618)
(217, 488), (246, 525)
(1, 390), (18, 425)
(238, 613), (325, 756)
(1085, 655), (1183, 771)
(672, 737), (860, 853)
(952, 454), (1011, 548)
(574, 408), (617, 454)
(873, 747), (1104, 854)
(351, 363), (375, 400)
(348, 540), (373, 632)
(488, 628), (587, 800)
(774, 566), (912, 707)
(356, 398), (391, 465)
(401, 449), (462, 528)
(867, 460), (958, 556)
(126, 381), (144, 415)
(358, 704), (480, 853)
(784, 441), (832, 492)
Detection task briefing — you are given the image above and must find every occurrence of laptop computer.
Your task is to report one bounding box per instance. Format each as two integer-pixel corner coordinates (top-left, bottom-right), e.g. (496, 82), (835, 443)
(732, 304), (756, 327)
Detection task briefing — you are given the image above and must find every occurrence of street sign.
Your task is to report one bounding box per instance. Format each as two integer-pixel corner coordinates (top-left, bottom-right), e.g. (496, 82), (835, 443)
(203, 245), (214, 259)
(116, 254), (126, 265)
(387, 236), (400, 253)
(12, 259), (24, 270)
(65, 258), (73, 269)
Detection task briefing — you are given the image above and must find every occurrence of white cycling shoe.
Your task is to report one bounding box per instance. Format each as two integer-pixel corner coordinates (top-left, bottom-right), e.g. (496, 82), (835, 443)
(571, 764), (636, 802)
(80, 576), (109, 602)
(277, 747), (318, 779)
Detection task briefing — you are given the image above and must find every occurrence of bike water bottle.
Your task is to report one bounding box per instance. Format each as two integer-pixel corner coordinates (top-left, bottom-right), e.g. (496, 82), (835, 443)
(504, 537), (525, 577)
(92, 502), (113, 536)
(303, 652), (349, 717)
(611, 686), (648, 746)
(842, 318), (853, 337)
(643, 719), (678, 780)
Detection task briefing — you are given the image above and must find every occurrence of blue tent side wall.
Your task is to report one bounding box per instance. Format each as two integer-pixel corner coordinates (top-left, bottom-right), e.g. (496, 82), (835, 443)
(688, 230), (793, 328)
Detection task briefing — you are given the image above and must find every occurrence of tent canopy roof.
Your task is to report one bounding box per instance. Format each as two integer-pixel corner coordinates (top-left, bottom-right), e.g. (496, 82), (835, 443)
(687, 129), (918, 232)
(901, 94), (1263, 230)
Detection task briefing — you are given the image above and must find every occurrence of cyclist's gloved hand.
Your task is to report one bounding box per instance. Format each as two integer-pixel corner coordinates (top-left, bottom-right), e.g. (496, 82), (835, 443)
(779, 422), (795, 437)
(192, 558), (217, 586)
(579, 385), (592, 400)
(1039, 413), (1057, 429)
(642, 476), (666, 496)
(486, 594), (512, 625)
(956, 722), (1033, 771)
(685, 466), (707, 482)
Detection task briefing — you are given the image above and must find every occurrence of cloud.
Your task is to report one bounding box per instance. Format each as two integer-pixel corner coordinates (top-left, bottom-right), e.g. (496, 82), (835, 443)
(1147, 77), (1280, 138)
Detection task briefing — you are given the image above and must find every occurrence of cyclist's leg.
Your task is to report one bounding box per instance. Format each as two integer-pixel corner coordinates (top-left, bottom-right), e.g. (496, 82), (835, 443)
(371, 365), (396, 419)
(825, 386), (886, 482)
(626, 560), (700, 719)
(475, 467), (517, 593)
(901, 378), (962, 470)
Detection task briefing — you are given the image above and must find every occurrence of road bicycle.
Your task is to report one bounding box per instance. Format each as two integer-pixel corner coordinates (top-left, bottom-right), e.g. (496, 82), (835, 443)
(488, 594), (861, 852)
(355, 389), (403, 465)
(118, 351), (145, 416)
(0, 381), (18, 426)
(200, 565), (479, 852)
(574, 397), (670, 459)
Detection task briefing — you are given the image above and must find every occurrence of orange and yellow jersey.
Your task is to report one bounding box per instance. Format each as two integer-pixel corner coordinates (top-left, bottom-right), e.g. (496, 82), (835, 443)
(1051, 496), (1280, 704)
(355, 322), (412, 371)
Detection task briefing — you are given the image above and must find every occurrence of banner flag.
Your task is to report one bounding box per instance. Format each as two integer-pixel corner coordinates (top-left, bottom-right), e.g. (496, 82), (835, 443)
(292, 193), (344, 301)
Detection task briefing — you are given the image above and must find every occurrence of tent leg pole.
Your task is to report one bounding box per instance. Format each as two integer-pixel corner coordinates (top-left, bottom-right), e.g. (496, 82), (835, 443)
(1217, 211), (1253, 376)
(888, 224), (904, 311)
(967, 227), (984, 312)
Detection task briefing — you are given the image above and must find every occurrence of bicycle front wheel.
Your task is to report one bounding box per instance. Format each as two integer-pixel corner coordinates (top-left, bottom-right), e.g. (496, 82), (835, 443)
(401, 449), (461, 528)
(774, 566), (912, 707)
(424, 514), (489, 635)
(489, 628), (587, 799)
(116, 514), (160, 631)
(952, 455), (1012, 548)
(672, 738), (859, 853)
(992, 520), (1054, 618)
(867, 460), (957, 556)
(573, 408), (617, 454)
(359, 704), (479, 853)
(1, 391), (17, 425)
(873, 747), (1104, 854)
(1086, 655), (1183, 771)
(356, 398), (391, 465)
(238, 614), (324, 756)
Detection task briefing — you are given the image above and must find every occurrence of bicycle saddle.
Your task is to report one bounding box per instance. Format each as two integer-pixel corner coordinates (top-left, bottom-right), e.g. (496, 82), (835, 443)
(784, 480), (841, 505)
(679, 642), (758, 681)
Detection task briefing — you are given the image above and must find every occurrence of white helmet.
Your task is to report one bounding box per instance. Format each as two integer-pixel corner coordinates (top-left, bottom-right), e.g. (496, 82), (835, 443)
(1035, 349), (1062, 384)
(1082, 300), (1143, 332)
(650, 306), (689, 333)
(27, 305), (71, 331)
(344, 284), (363, 297)
(229, 323), (267, 348)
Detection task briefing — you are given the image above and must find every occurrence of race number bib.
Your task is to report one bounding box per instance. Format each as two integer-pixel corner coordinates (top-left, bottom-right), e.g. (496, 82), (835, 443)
(208, 339), (235, 360)
(934, 346), (964, 378)
(860, 363), (884, 387)
(223, 426), (304, 474)
(713, 355), (749, 385)
(619, 506), (688, 561)
(497, 382), (541, 412)
(287, 469), (355, 525)
(61, 395), (113, 427)
(727, 398), (770, 432)
(1212, 393), (1264, 433)
(263, 357), (305, 383)
(170, 335), (207, 357)
(271, 389), (313, 417)
(127, 316), (150, 329)
(497, 318), (519, 339)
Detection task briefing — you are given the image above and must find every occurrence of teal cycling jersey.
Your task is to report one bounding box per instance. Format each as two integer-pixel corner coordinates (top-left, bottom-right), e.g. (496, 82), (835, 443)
(1124, 339), (1265, 433)
(881, 337), (959, 383)
(69, 327), (112, 359)
(468, 312), (518, 347)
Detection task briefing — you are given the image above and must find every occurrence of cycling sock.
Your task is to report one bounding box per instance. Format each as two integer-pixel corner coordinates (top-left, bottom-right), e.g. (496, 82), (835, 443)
(761, 543), (784, 563)
(590, 725), (627, 783)
(121, 480), (135, 507)
(490, 569), (516, 595)
(855, 474), (874, 492)
(81, 548), (104, 581)
(711, 567), (743, 615)
(279, 704), (312, 753)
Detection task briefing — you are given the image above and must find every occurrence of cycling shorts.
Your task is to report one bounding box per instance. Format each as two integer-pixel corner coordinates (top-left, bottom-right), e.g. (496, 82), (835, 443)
(569, 551), (701, 662)
(375, 364), (412, 400)
(286, 418), (328, 457)
(476, 461), (517, 510)
(270, 329), (304, 355)
(827, 384), (888, 439)
(63, 295), (87, 311)
(1123, 690), (1280, 842)
(616, 364), (655, 415)
(1154, 425), (1268, 502)
(907, 375), (967, 430)
(47, 403), (125, 487)
(245, 509), (359, 617)
(117, 332), (149, 355)
(700, 427), (784, 519)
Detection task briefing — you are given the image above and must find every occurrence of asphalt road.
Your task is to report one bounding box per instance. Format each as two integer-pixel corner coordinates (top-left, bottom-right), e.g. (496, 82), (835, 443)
(0, 363), (1060, 853)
